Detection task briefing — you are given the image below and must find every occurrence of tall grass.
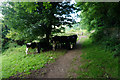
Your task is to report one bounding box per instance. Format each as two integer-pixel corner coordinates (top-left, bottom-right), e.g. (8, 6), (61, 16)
(1, 45), (66, 78)
(76, 38), (118, 78)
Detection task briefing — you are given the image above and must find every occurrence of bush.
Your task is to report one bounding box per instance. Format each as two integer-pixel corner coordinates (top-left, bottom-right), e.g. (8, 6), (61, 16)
(2, 41), (20, 53)
(89, 29), (120, 57)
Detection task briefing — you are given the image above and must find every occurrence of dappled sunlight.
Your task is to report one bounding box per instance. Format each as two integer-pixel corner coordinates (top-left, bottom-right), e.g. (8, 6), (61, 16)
(2, 45), (67, 78)
(1, 1), (119, 79)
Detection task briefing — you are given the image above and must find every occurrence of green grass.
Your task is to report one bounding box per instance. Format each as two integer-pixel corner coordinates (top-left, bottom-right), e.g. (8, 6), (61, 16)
(76, 38), (118, 78)
(1, 45), (66, 78)
(0, 54), (2, 80)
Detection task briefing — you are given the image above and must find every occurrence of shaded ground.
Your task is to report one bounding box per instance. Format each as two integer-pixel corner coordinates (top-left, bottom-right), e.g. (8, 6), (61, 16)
(12, 36), (87, 78)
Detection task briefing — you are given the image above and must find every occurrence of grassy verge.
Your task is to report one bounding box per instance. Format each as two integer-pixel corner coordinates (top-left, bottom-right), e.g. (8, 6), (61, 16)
(76, 38), (118, 78)
(1, 45), (66, 78)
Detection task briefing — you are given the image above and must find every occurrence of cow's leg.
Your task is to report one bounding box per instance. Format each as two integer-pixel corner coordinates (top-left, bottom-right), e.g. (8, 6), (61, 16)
(58, 43), (60, 48)
(58, 43), (59, 48)
(60, 43), (62, 49)
(26, 47), (29, 55)
(37, 43), (40, 53)
(37, 47), (40, 53)
(57, 43), (59, 49)
(70, 43), (73, 49)
(56, 44), (58, 48)
(53, 41), (56, 51)
(67, 42), (70, 49)
(36, 48), (38, 53)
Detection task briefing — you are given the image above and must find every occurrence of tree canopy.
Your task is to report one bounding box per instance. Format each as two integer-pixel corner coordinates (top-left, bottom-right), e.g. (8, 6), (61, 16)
(2, 2), (76, 42)
(76, 2), (120, 31)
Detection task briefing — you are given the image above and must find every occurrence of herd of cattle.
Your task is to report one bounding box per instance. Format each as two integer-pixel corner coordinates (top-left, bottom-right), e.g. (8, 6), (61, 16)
(26, 34), (77, 54)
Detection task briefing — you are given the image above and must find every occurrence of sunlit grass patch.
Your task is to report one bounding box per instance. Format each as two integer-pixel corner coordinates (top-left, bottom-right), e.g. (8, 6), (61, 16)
(1, 45), (66, 78)
(77, 38), (118, 78)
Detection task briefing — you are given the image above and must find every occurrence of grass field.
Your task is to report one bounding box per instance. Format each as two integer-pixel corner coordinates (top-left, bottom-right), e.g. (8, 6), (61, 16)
(1, 45), (67, 78)
(76, 38), (118, 78)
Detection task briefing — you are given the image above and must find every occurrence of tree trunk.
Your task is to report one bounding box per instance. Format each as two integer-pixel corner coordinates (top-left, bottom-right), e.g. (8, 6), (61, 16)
(45, 28), (52, 49)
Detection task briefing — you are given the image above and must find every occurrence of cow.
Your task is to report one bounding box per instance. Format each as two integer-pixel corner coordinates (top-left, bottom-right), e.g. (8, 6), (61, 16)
(26, 42), (39, 55)
(68, 35), (77, 49)
(60, 36), (70, 49)
(26, 40), (51, 55)
(51, 36), (61, 51)
(51, 34), (77, 50)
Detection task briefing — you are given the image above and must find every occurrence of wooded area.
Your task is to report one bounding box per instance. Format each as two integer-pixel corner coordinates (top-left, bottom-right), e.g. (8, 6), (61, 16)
(2, 2), (120, 55)
(1, 2), (120, 79)
(2, 2), (77, 51)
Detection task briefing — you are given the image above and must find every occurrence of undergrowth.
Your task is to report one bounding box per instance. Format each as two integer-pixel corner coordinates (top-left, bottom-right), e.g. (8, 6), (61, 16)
(1, 45), (66, 78)
(76, 38), (119, 78)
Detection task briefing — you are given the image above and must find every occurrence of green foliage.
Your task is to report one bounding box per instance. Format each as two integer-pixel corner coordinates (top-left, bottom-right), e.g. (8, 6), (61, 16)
(2, 19), (25, 53)
(6, 28), (21, 40)
(102, 37), (120, 57)
(2, 41), (19, 53)
(7, 42), (19, 48)
(2, 2), (76, 42)
(2, 28), (20, 52)
(76, 2), (120, 56)
(76, 2), (120, 30)
(89, 28), (120, 57)
(76, 38), (118, 78)
(89, 30), (104, 42)
(76, 2), (120, 34)
(1, 45), (66, 78)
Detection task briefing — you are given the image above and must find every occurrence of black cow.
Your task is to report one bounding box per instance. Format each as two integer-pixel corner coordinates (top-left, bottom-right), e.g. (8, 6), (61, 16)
(60, 36), (70, 49)
(68, 35), (77, 49)
(51, 36), (61, 51)
(52, 35), (77, 50)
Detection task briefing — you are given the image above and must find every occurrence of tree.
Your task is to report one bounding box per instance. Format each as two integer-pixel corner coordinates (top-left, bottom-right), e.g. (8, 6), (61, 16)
(2, 2), (76, 43)
(76, 2), (120, 30)
(76, 2), (120, 56)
